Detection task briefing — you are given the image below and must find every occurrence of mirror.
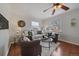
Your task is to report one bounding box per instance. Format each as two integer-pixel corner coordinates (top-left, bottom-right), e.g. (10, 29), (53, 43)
(18, 20), (25, 27)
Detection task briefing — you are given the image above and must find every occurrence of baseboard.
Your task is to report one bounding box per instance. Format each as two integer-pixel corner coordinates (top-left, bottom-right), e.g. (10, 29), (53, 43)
(59, 39), (79, 46)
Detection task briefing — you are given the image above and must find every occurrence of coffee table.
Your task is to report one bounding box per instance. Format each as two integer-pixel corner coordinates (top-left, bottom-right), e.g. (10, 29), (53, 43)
(40, 38), (53, 50)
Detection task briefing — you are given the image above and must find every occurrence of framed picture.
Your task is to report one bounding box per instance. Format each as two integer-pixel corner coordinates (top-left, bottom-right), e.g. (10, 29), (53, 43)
(0, 13), (9, 29)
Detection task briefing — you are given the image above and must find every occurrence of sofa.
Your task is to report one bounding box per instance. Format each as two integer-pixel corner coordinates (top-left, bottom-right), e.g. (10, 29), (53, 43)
(20, 40), (42, 56)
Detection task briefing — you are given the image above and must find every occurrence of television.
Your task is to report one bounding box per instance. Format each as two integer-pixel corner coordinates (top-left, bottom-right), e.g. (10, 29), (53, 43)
(0, 13), (9, 30)
(37, 31), (42, 34)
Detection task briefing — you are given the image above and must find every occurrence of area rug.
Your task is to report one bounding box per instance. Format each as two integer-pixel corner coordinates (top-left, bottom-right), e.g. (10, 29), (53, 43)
(40, 42), (60, 56)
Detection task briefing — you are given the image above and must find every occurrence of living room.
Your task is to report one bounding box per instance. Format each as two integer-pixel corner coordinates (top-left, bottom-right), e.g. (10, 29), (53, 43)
(0, 3), (79, 56)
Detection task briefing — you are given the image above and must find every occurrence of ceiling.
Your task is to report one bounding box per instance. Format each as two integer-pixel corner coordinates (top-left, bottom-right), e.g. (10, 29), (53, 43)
(9, 3), (79, 20)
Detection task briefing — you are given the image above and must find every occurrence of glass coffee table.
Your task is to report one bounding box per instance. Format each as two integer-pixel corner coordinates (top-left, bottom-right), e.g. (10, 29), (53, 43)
(40, 38), (53, 50)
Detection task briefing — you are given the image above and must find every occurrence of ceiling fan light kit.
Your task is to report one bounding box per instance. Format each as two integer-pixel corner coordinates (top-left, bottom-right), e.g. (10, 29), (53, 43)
(43, 3), (70, 15)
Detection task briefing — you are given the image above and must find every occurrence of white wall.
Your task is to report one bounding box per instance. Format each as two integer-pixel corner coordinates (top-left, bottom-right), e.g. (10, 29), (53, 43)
(0, 30), (9, 56)
(61, 9), (79, 45)
(0, 4), (10, 56)
(42, 9), (79, 45)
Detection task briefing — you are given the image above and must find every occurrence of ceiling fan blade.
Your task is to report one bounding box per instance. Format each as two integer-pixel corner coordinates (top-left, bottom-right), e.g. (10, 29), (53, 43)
(61, 5), (69, 11)
(43, 6), (53, 12)
(52, 9), (55, 15)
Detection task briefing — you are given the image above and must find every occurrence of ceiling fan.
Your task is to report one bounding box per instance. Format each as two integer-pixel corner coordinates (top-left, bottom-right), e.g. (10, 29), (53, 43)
(43, 3), (70, 15)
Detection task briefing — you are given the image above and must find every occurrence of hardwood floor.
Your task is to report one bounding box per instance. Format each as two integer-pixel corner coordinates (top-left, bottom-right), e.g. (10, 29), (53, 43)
(8, 41), (79, 56)
(8, 43), (21, 56)
(51, 41), (79, 56)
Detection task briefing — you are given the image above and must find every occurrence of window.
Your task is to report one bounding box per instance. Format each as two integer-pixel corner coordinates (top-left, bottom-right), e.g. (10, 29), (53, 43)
(31, 21), (39, 27)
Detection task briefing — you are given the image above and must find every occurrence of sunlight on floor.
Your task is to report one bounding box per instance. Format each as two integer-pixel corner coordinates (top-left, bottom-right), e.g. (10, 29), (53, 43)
(52, 47), (62, 56)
